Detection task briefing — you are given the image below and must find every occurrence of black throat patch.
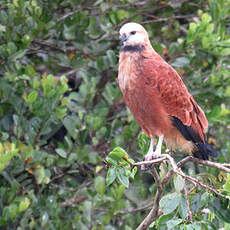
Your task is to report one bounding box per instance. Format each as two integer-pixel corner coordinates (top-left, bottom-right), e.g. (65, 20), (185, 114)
(122, 45), (145, 52)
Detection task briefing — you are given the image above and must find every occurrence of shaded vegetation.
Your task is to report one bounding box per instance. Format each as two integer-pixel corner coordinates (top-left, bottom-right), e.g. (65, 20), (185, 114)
(0, 0), (230, 229)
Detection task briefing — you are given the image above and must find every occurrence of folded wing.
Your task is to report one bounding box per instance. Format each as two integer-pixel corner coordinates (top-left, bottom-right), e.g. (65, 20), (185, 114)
(141, 57), (208, 142)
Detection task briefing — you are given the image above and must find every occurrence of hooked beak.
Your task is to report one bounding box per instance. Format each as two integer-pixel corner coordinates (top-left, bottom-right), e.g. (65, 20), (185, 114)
(120, 34), (128, 43)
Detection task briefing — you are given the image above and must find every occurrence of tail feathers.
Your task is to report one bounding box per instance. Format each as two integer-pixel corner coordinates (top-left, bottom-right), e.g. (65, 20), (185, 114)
(171, 116), (217, 160)
(194, 142), (217, 160)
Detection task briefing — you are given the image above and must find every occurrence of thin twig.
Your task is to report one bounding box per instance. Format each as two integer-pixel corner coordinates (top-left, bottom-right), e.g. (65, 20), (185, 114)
(59, 181), (92, 207)
(190, 157), (230, 173)
(151, 167), (161, 187)
(142, 14), (194, 23)
(116, 202), (153, 215)
(176, 170), (228, 199)
(184, 183), (193, 222)
(164, 154), (228, 199)
(60, 195), (87, 207)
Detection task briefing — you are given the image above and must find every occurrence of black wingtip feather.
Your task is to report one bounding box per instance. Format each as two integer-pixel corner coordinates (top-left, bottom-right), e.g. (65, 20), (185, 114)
(194, 143), (217, 160)
(171, 116), (217, 160)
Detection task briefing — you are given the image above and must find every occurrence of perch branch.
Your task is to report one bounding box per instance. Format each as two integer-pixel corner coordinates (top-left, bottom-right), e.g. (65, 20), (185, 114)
(132, 156), (167, 166)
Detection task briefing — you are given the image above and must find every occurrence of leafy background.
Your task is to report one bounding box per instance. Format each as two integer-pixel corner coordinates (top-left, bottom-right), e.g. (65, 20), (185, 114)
(0, 0), (230, 229)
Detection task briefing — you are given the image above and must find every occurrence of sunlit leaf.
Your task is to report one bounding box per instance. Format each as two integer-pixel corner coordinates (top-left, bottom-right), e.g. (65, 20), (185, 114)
(106, 167), (117, 186)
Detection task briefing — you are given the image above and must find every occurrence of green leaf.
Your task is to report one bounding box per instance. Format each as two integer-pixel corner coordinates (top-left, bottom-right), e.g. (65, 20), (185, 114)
(0, 24), (6, 32)
(9, 204), (18, 219)
(56, 107), (67, 119)
(174, 175), (185, 193)
(94, 176), (105, 195)
(138, 132), (150, 154)
(202, 37), (209, 49)
(209, 197), (230, 223)
(179, 197), (188, 219)
(27, 91), (38, 104)
(12, 50), (27, 60)
(55, 148), (67, 158)
(117, 168), (129, 188)
(220, 48), (230, 56)
(171, 57), (190, 68)
(107, 147), (128, 162)
(7, 42), (17, 54)
(130, 167), (137, 179)
(106, 50), (116, 66)
(106, 156), (118, 166)
(160, 193), (181, 214)
(41, 212), (49, 227)
(201, 13), (212, 23)
(35, 166), (45, 184)
(184, 224), (196, 230)
(167, 219), (183, 229)
(19, 197), (30, 212)
(189, 22), (197, 32)
(157, 212), (175, 228)
(224, 174), (230, 193)
(0, 143), (18, 172)
(106, 167), (117, 186)
(191, 194), (202, 213)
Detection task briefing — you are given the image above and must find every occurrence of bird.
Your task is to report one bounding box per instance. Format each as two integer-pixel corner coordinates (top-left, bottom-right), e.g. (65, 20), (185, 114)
(118, 22), (217, 169)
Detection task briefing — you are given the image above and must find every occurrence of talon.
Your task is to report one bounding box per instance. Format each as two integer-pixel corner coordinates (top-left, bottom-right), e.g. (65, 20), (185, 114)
(141, 154), (161, 170)
(141, 164), (153, 171)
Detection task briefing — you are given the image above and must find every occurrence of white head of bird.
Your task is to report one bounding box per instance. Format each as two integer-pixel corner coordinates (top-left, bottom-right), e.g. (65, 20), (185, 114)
(119, 22), (149, 46)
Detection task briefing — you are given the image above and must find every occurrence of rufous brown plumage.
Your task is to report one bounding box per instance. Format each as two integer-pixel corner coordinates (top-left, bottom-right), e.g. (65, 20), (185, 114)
(118, 22), (216, 166)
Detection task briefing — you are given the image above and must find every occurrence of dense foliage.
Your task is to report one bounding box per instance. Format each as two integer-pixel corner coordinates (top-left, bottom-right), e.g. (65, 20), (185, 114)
(0, 0), (230, 229)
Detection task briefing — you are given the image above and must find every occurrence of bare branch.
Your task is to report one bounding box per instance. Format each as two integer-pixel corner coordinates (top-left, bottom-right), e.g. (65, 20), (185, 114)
(141, 14), (194, 23)
(151, 167), (161, 187)
(190, 157), (230, 173)
(60, 195), (88, 207)
(59, 181), (92, 207)
(136, 174), (164, 230)
(132, 156), (167, 166)
(184, 183), (193, 222)
(222, 163), (230, 168)
(116, 202), (153, 215)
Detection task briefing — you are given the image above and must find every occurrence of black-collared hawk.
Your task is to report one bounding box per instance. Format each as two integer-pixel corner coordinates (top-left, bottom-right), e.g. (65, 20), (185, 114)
(118, 22), (217, 169)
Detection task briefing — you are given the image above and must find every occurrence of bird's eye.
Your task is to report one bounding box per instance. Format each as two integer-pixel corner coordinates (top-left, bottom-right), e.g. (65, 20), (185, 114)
(130, 31), (136, 35)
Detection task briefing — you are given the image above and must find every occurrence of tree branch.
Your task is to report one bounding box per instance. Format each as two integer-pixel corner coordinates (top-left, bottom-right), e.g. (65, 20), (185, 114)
(116, 202), (153, 215)
(59, 181), (92, 207)
(132, 156), (167, 166)
(176, 169), (228, 199)
(163, 154), (228, 199)
(136, 179), (163, 230)
(190, 157), (230, 173)
(184, 182), (193, 222)
(135, 154), (229, 229)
